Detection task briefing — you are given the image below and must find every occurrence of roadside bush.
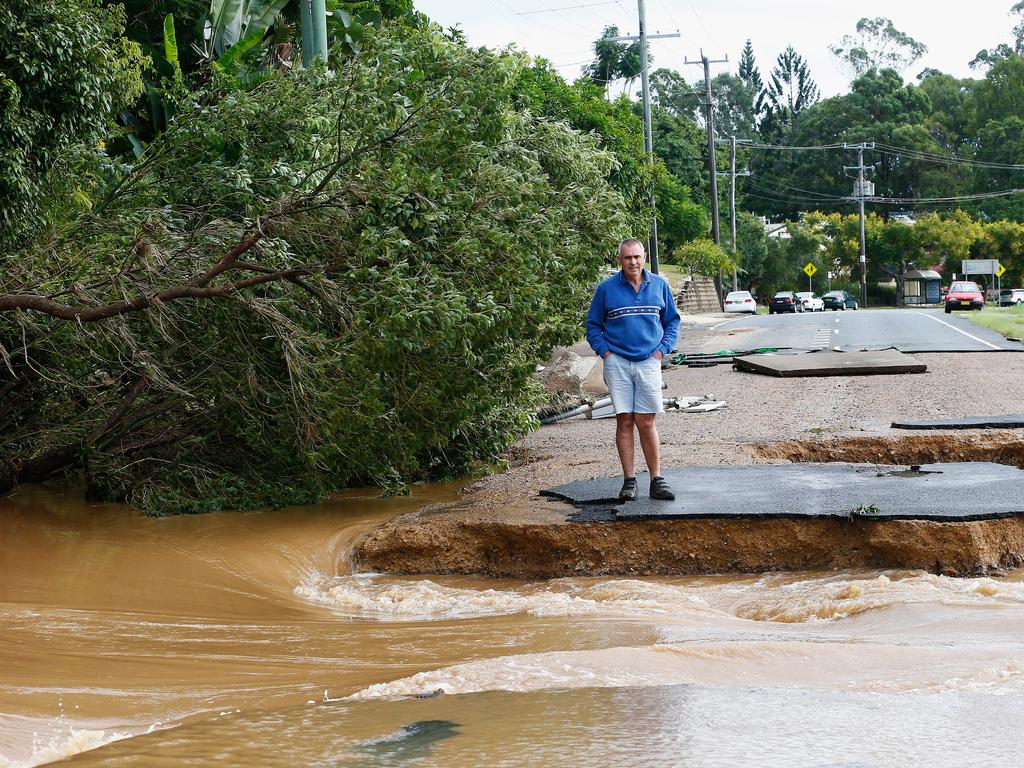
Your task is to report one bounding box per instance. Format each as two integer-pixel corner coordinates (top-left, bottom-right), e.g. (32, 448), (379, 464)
(0, 25), (628, 513)
(0, 0), (145, 249)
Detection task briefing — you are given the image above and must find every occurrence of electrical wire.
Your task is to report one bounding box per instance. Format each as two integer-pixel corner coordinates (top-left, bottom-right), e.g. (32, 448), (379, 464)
(746, 141), (848, 152)
(744, 140), (1024, 171)
(517, 0), (620, 13)
(744, 181), (850, 206)
(748, 175), (851, 200)
(684, 0), (722, 52)
(489, 0), (564, 33)
(533, 0), (614, 34)
(867, 189), (1024, 204)
(873, 142), (1024, 171)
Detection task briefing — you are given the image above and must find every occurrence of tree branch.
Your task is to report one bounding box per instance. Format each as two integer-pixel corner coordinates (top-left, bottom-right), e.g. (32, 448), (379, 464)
(0, 267), (310, 322)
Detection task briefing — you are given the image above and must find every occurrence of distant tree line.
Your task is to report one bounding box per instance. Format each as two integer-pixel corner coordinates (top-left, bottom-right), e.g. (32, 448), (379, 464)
(584, 6), (1024, 292)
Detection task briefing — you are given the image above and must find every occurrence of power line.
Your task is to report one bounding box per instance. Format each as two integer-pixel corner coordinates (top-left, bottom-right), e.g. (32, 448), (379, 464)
(748, 175), (850, 200)
(741, 188), (857, 207)
(744, 181), (850, 206)
(489, 0), (564, 33)
(745, 139), (1024, 170)
(746, 141), (847, 152)
(684, 0), (722, 52)
(864, 189), (1024, 204)
(874, 142), (1024, 171)
(533, 0), (615, 34)
(518, 0), (620, 13)
(744, 178), (1024, 206)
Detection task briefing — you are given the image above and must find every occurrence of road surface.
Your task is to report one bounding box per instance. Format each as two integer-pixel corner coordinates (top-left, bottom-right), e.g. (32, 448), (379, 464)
(694, 308), (1024, 353)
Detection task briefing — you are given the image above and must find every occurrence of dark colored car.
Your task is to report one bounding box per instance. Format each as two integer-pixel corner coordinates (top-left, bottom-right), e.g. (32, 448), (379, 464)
(768, 291), (803, 314)
(822, 290), (858, 311)
(999, 288), (1024, 306)
(944, 281), (985, 313)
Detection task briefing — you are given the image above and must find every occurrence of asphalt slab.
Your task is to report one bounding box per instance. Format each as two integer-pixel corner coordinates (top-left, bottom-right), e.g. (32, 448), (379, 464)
(540, 462), (1024, 522)
(892, 414), (1024, 430)
(732, 349), (927, 377)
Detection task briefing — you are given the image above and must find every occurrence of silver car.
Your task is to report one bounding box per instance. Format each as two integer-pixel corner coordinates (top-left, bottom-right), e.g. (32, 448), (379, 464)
(795, 292), (824, 312)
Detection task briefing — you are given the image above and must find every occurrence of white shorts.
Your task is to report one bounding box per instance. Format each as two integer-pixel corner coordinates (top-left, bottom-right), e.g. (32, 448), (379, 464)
(602, 353), (664, 414)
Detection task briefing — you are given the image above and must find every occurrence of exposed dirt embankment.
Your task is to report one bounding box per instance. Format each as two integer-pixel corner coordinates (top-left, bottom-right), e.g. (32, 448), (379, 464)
(352, 433), (1024, 579)
(353, 497), (1024, 578)
(752, 433), (1024, 467)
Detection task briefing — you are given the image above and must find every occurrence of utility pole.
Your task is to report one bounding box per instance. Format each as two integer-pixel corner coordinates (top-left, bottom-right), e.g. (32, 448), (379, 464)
(687, 51), (728, 302)
(843, 142), (875, 309)
(719, 136), (752, 291)
(610, 4), (679, 274)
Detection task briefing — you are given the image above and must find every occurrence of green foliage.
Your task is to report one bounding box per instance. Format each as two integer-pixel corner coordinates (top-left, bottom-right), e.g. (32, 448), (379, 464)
(514, 60), (652, 237)
(734, 211), (768, 289)
(656, 174), (707, 255)
(649, 107), (707, 204)
(0, 0), (146, 249)
(205, 0), (292, 57)
(976, 219), (1024, 285)
(584, 25), (645, 97)
(1, 24), (627, 513)
(761, 45), (819, 141)
(119, 0), (209, 75)
(670, 238), (737, 277)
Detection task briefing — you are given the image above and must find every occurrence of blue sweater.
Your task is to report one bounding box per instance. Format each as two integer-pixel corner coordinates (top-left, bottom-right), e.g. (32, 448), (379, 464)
(586, 269), (681, 361)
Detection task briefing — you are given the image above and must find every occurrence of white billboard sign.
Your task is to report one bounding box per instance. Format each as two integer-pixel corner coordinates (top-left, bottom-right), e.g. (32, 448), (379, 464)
(962, 259), (999, 275)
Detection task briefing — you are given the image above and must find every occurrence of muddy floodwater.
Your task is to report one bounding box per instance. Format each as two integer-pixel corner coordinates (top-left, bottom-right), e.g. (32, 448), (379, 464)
(4, 487), (1024, 767)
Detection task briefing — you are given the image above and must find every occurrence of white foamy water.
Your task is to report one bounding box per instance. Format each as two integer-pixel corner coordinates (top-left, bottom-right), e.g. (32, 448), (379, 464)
(294, 571), (717, 621)
(0, 715), (134, 768)
(295, 569), (1024, 625)
(346, 640), (1024, 701)
(730, 571), (1024, 623)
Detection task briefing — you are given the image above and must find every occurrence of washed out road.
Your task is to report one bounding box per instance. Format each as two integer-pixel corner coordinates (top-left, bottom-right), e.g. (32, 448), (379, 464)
(697, 308), (1024, 353)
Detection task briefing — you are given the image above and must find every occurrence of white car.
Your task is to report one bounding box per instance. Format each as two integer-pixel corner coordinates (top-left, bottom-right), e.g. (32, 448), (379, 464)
(724, 290), (757, 314)
(795, 291), (824, 312)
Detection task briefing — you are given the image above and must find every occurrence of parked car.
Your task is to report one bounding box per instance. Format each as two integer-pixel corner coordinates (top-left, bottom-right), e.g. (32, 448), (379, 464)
(822, 290), (858, 311)
(944, 281), (985, 313)
(724, 290), (757, 314)
(999, 288), (1024, 306)
(768, 291), (803, 314)
(795, 291), (824, 312)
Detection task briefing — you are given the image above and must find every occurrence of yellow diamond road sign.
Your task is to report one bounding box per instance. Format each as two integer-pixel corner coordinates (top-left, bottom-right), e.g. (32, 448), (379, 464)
(803, 262), (817, 277)
(998, 263), (1007, 278)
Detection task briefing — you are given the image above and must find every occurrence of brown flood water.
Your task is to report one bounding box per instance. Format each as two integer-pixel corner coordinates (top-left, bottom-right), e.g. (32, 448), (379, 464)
(4, 486), (1024, 767)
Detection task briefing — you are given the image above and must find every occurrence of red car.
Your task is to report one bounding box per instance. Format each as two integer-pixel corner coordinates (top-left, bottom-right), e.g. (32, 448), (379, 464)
(944, 281), (985, 313)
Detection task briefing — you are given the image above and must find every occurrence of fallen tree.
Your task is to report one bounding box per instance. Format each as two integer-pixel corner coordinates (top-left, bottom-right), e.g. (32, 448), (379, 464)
(1, 24), (631, 513)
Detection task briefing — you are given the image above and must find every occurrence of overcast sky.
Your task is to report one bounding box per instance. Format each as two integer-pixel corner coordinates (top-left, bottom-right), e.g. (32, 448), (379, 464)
(414, 0), (1017, 98)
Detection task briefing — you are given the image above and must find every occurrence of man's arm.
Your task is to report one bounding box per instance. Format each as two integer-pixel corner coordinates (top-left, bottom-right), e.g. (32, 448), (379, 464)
(585, 285), (610, 358)
(656, 280), (681, 357)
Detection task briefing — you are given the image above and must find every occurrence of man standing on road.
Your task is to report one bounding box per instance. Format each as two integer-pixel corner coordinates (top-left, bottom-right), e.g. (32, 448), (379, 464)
(586, 238), (680, 501)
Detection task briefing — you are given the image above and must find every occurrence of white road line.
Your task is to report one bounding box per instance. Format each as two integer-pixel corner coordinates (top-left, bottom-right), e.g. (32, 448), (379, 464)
(709, 317), (746, 330)
(910, 311), (1002, 350)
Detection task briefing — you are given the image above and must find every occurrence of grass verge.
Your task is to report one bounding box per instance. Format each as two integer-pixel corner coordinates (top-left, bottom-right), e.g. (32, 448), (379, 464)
(961, 304), (1024, 340)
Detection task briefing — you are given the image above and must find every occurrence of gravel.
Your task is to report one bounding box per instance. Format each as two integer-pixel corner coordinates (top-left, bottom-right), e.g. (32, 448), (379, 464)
(469, 314), (1024, 498)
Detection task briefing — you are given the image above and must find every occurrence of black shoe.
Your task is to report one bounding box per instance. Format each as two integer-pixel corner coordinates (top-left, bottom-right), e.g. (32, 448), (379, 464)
(650, 476), (675, 500)
(618, 477), (637, 501)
